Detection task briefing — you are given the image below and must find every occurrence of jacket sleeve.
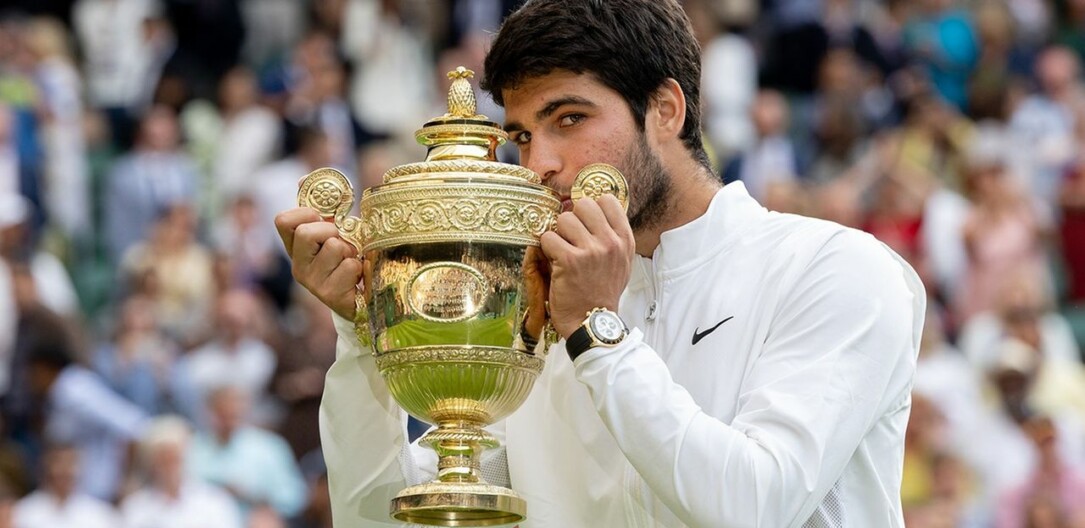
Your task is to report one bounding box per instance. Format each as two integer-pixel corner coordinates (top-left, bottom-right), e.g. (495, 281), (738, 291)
(572, 232), (925, 527)
(319, 313), (510, 526)
(320, 313), (423, 527)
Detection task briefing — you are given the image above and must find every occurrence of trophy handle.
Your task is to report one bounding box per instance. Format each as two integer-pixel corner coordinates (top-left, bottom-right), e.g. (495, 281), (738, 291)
(297, 168), (370, 340)
(296, 167), (365, 251)
(570, 163), (629, 212)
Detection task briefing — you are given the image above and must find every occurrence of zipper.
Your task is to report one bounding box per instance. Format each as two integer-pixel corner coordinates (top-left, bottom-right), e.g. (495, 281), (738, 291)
(625, 257), (664, 525)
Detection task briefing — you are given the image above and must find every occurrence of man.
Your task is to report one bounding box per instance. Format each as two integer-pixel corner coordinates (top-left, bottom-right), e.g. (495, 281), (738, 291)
(187, 386), (307, 522)
(12, 443), (119, 528)
(120, 416), (242, 528)
(274, 1), (925, 526)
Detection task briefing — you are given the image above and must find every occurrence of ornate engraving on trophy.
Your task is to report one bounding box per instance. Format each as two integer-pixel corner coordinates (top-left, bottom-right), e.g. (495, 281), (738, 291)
(407, 262), (489, 322)
(571, 163), (630, 211)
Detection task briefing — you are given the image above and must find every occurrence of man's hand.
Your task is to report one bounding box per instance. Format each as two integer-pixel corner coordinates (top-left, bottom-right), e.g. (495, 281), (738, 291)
(540, 194), (634, 338)
(274, 207), (363, 320)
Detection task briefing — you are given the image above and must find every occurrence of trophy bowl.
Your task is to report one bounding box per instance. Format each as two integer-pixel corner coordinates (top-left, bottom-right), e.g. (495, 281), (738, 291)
(297, 68), (627, 526)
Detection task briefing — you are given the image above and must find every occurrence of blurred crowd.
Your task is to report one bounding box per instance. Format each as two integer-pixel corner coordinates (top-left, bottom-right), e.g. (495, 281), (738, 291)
(0, 0), (1081, 527)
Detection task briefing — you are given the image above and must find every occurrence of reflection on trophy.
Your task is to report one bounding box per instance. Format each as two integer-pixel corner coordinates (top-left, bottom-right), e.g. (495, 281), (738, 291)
(297, 67), (627, 526)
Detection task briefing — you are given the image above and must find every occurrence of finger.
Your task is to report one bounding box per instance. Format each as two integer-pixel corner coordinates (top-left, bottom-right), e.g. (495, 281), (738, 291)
(310, 237), (358, 280)
(292, 221), (346, 269)
(327, 256), (364, 293)
(540, 231), (575, 264)
(554, 211), (592, 247)
(597, 194), (634, 246)
(275, 207), (322, 256)
(572, 197), (610, 236)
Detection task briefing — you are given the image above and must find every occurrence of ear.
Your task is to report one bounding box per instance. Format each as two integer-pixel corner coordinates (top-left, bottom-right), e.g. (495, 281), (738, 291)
(648, 78), (687, 141)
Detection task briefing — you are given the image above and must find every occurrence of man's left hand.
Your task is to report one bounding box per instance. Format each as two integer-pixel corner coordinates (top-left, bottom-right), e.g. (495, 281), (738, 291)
(540, 194), (635, 338)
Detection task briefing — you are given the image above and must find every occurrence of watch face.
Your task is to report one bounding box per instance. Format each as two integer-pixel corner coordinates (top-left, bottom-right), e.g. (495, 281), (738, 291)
(590, 311), (625, 343)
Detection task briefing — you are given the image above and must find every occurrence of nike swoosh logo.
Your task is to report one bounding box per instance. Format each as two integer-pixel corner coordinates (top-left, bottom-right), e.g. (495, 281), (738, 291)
(691, 316), (734, 345)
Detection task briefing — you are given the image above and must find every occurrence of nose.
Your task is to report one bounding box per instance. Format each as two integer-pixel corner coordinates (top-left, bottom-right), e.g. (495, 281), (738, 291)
(522, 138), (562, 185)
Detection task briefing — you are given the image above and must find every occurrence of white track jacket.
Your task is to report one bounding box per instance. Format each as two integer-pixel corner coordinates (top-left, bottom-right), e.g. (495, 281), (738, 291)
(321, 182), (926, 527)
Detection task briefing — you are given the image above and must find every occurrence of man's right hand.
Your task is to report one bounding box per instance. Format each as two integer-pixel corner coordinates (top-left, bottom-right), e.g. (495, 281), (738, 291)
(274, 207), (363, 320)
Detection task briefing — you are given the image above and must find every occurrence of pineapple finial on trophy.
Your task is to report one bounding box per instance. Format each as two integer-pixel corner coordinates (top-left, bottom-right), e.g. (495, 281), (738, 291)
(413, 66), (508, 164)
(447, 67), (478, 118)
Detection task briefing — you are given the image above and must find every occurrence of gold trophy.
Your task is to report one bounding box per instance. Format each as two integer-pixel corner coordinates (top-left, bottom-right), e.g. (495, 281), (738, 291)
(296, 67), (627, 526)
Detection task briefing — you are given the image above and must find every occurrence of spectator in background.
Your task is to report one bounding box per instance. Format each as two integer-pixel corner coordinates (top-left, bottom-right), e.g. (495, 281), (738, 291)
(285, 54), (371, 179)
(182, 289), (276, 417)
(960, 266), (1081, 369)
(893, 92), (974, 193)
(956, 140), (1048, 322)
(721, 89), (798, 202)
(903, 0), (979, 111)
(12, 443), (119, 528)
(0, 193), (78, 319)
(688, 0), (757, 161)
(27, 318), (149, 502)
(105, 105), (200, 265)
(24, 17), (89, 241)
(951, 338), (1085, 522)
(71, 0), (161, 149)
(212, 194), (280, 291)
(120, 416), (242, 528)
(996, 417), (1085, 528)
(189, 386), (306, 522)
(91, 295), (200, 421)
(807, 50), (873, 185)
(1061, 156), (1085, 304)
(1008, 46), (1085, 210)
(341, 1), (436, 137)
(862, 167), (930, 269)
(213, 66), (282, 203)
(967, 1), (1028, 121)
(119, 203), (214, 344)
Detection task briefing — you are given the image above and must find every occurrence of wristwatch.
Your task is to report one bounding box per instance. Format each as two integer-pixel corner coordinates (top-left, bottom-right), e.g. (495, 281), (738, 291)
(566, 308), (628, 361)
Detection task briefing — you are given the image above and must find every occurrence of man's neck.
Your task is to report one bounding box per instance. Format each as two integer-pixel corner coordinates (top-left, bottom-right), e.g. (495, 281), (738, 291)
(633, 157), (720, 257)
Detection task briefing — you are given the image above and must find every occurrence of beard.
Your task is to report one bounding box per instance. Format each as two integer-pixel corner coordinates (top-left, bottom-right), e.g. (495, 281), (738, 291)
(623, 132), (671, 232)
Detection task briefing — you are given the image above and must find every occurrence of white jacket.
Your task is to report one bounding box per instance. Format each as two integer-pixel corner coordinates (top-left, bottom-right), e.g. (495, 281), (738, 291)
(321, 182), (925, 527)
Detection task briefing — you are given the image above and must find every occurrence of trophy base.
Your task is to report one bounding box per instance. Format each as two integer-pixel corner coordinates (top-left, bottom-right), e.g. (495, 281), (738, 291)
(390, 481), (526, 527)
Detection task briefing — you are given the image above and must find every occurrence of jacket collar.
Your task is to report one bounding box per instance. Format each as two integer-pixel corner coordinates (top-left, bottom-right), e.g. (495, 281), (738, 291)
(631, 181), (766, 284)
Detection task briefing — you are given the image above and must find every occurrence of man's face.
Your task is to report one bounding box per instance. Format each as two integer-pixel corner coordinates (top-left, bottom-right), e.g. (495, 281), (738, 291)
(502, 70), (670, 230)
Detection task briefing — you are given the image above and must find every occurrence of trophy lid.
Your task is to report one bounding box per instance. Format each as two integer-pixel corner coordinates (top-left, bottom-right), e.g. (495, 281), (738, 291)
(382, 67), (539, 184)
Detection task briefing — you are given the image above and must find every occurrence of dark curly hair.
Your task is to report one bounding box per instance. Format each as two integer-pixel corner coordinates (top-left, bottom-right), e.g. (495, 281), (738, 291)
(482, 0), (710, 169)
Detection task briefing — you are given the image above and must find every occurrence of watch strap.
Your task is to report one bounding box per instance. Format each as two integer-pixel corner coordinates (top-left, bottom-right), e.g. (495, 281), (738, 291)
(565, 326), (594, 361)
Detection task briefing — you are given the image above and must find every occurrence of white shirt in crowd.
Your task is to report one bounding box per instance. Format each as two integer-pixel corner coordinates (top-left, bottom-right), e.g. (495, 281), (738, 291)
(214, 106), (283, 200)
(183, 336), (276, 402)
(72, 0), (158, 109)
(321, 182), (925, 527)
(121, 480), (243, 528)
(13, 491), (119, 528)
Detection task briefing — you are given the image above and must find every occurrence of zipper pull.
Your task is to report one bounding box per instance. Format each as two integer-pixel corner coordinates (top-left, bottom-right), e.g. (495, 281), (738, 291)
(645, 301), (658, 321)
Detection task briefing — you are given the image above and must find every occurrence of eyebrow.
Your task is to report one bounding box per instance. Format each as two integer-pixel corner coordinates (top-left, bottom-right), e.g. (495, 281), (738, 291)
(504, 95), (598, 133)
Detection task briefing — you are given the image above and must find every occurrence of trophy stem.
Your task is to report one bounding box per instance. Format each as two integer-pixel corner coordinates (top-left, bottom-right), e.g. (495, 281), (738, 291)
(425, 421), (499, 483)
(390, 420), (524, 526)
